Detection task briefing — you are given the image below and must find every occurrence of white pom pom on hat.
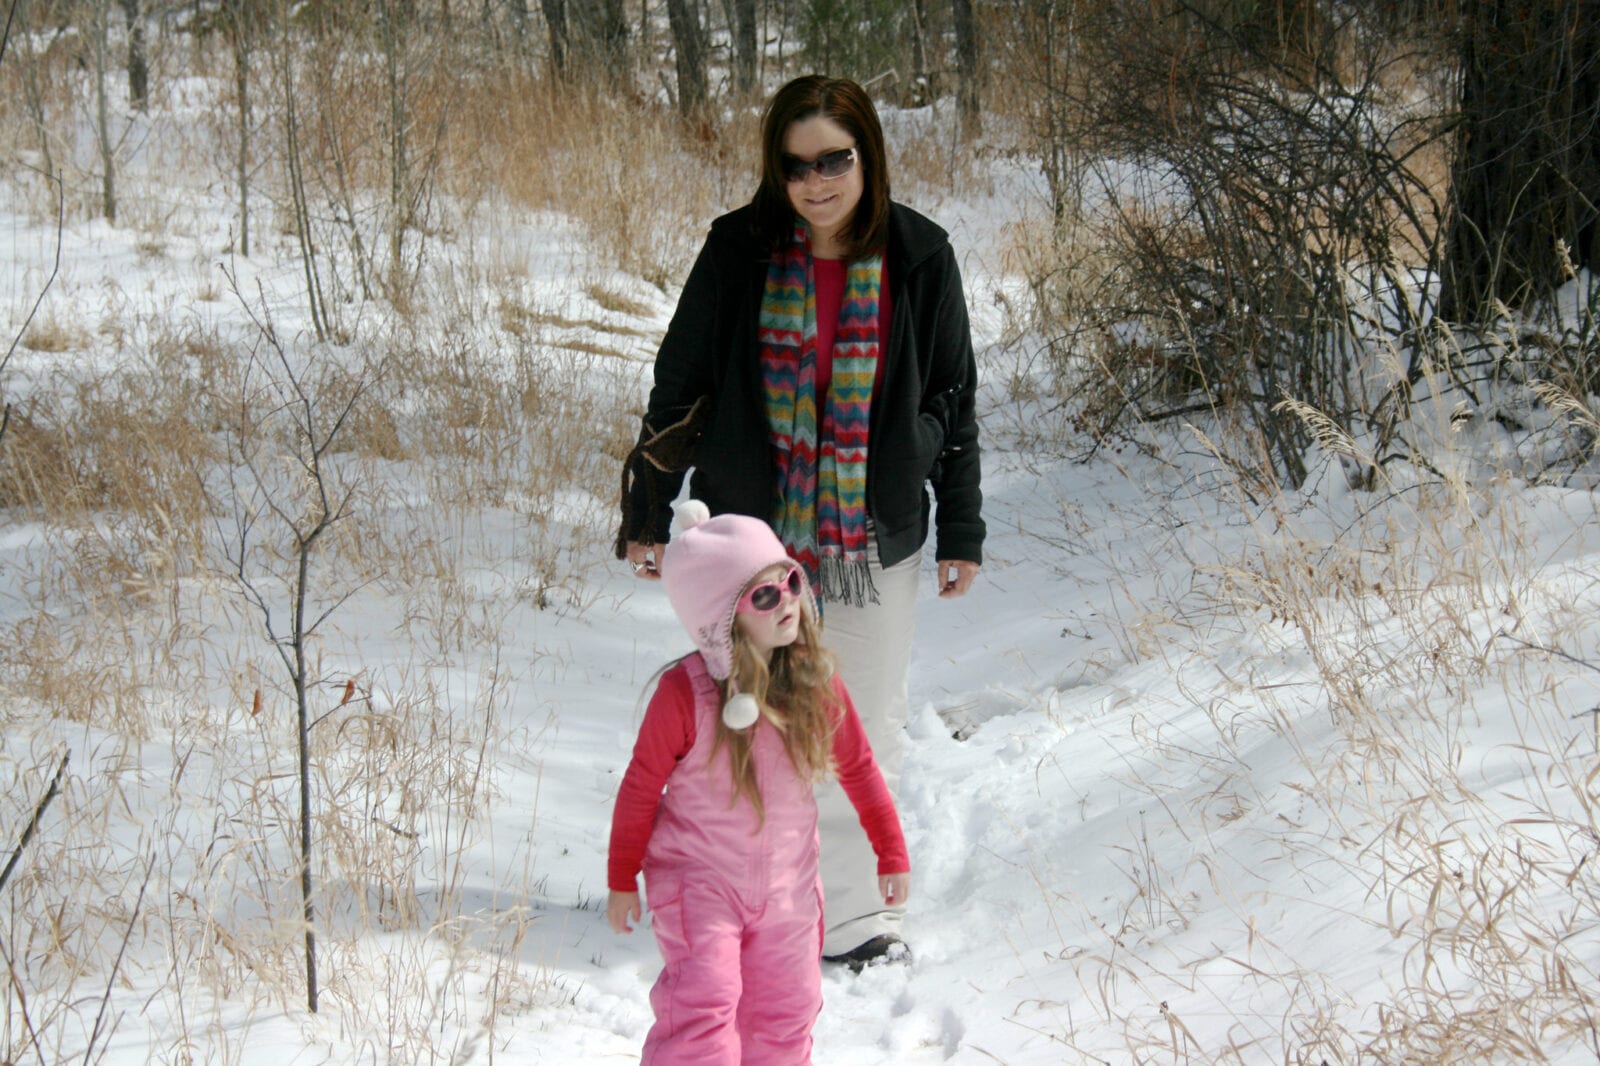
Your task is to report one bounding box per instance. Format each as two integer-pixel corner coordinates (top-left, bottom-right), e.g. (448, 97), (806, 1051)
(673, 498), (711, 533)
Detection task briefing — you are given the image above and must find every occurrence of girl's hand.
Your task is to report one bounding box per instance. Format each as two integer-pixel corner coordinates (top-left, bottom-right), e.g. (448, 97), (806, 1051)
(879, 872), (911, 906)
(608, 890), (642, 933)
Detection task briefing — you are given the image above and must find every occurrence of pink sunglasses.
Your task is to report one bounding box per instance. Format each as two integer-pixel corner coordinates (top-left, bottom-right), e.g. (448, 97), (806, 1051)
(737, 564), (805, 614)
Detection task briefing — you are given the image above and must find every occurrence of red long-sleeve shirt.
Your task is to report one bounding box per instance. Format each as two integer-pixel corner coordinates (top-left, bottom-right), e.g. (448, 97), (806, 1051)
(812, 256), (891, 397)
(608, 663), (909, 892)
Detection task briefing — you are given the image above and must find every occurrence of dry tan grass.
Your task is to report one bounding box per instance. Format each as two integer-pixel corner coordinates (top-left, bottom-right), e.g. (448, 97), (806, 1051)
(888, 105), (994, 205)
(993, 340), (1600, 1063)
(1, 220), (642, 1052)
(435, 71), (744, 290)
(16, 312), (88, 354)
(1151, 448), (1599, 1061)
(584, 283), (659, 319)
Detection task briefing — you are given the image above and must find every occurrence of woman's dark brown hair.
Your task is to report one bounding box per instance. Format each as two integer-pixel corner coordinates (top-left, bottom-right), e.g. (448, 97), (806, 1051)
(752, 75), (891, 259)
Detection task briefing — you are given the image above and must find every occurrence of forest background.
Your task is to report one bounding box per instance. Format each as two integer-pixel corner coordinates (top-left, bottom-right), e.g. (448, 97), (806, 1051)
(4, 0), (1600, 1062)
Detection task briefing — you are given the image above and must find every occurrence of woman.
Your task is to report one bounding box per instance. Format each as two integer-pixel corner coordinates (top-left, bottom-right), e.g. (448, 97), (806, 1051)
(618, 74), (983, 969)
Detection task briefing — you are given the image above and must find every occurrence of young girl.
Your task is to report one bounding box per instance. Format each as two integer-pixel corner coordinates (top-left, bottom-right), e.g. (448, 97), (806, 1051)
(608, 500), (911, 1065)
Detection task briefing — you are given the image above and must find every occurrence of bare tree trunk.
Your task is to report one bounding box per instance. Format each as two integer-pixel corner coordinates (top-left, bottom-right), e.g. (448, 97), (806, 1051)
(595, 0), (627, 80)
(569, 0), (626, 82)
(768, 0), (783, 77)
(14, 5), (58, 183)
(666, 0), (708, 116)
(539, 0), (567, 75)
(953, 0), (980, 138)
(723, 0), (756, 96)
(378, 0), (410, 281)
(909, 0), (929, 104)
(507, 0), (531, 58)
(307, 22), (374, 306)
(118, 0), (147, 112)
(294, 532), (318, 1015)
(270, 3), (329, 341)
(0, 0), (15, 67)
(224, 0), (254, 256)
(1029, 0), (1077, 231)
(283, 95), (326, 339)
(93, 0), (116, 221)
(1441, 0), (1600, 322)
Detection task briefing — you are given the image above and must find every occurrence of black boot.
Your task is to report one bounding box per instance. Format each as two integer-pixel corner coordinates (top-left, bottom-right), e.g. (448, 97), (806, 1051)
(823, 934), (912, 974)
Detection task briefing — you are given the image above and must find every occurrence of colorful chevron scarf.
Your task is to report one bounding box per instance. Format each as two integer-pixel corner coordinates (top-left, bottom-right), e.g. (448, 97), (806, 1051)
(759, 223), (881, 608)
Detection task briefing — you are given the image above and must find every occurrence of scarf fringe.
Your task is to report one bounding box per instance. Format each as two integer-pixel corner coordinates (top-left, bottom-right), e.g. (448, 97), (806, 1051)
(819, 555), (880, 610)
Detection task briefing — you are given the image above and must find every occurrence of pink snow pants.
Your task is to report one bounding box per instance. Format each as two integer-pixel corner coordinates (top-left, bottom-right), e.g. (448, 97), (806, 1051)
(640, 655), (825, 1066)
(642, 873), (823, 1065)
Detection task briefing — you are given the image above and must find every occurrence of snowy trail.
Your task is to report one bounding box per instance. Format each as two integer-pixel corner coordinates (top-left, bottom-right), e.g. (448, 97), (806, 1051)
(497, 428), (1251, 1063)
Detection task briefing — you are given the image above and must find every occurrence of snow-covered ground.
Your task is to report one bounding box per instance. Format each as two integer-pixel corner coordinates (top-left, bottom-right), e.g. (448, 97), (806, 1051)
(5, 92), (1600, 1065)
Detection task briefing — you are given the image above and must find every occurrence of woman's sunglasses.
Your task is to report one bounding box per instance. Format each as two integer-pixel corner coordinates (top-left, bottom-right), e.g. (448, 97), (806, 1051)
(737, 564), (805, 614)
(782, 147), (857, 184)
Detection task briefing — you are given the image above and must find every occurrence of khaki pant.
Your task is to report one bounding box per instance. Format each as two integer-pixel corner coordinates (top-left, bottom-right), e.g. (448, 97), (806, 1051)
(815, 545), (920, 956)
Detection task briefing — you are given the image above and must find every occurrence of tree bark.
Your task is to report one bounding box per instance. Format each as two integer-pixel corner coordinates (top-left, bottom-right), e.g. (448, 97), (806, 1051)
(0, 0), (16, 68)
(379, 0), (410, 279)
(723, 0), (756, 96)
(909, 0), (929, 105)
(223, 0), (253, 256)
(94, 0), (116, 221)
(666, 0), (708, 116)
(590, 0), (628, 83)
(119, 0), (148, 112)
(539, 0), (567, 75)
(14, 4), (57, 182)
(953, 0), (980, 138)
(1441, 0), (1600, 321)
(509, 0), (530, 50)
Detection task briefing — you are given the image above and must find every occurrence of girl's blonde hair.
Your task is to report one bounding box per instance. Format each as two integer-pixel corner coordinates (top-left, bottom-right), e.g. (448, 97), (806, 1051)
(713, 603), (839, 823)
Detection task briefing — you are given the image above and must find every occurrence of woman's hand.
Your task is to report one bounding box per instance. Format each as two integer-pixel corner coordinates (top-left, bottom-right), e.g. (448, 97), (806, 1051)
(608, 890), (642, 933)
(626, 541), (664, 580)
(935, 559), (979, 599)
(879, 872), (911, 905)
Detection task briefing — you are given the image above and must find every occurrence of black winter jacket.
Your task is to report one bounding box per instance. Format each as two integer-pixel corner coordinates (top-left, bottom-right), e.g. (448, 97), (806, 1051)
(622, 201), (985, 568)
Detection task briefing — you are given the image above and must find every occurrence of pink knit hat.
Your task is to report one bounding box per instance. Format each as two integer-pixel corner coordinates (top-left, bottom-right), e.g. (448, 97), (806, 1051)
(661, 500), (811, 723)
